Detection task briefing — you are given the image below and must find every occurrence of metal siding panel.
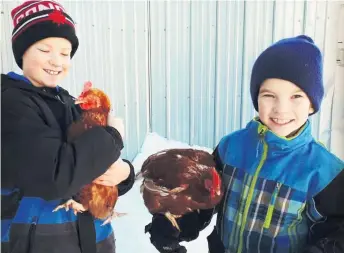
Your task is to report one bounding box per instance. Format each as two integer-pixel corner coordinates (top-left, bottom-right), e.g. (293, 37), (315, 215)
(1, 1), (22, 74)
(134, 1), (150, 159)
(215, 1), (246, 144)
(121, 1), (149, 160)
(317, 1), (341, 150)
(123, 1), (137, 159)
(165, 1), (191, 144)
(150, 1), (167, 138)
(273, 1), (298, 40)
(311, 1), (328, 141)
(331, 65), (344, 160)
(241, 1), (275, 128)
(293, 1), (306, 36)
(273, 1), (307, 39)
(189, 1), (217, 147)
(328, 3), (344, 160)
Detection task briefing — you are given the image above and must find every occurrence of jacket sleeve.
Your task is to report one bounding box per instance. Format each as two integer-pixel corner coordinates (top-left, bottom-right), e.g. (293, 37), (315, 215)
(117, 159), (135, 196)
(303, 169), (344, 253)
(1, 88), (123, 201)
(144, 145), (226, 253)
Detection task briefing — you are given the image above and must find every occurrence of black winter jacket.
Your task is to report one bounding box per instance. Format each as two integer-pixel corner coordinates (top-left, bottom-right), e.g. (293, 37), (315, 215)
(1, 73), (135, 253)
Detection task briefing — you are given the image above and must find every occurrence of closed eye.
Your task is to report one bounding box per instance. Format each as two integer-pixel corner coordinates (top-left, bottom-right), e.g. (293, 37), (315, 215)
(292, 94), (303, 99)
(38, 49), (49, 53)
(261, 93), (275, 98)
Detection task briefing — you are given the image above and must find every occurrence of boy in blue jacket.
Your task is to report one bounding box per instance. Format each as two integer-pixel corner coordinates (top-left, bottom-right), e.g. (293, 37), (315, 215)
(145, 35), (344, 253)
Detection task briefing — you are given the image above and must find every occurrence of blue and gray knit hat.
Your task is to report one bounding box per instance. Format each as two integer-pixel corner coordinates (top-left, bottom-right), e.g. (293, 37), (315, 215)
(250, 35), (324, 114)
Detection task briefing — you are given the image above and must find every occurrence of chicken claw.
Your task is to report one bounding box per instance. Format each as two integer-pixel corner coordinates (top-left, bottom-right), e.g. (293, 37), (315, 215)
(165, 212), (181, 231)
(52, 199), (86, 215)
(101, 210), (127, 226)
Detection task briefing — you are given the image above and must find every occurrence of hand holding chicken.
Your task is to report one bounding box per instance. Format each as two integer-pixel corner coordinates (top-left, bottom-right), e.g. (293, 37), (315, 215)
(93, 159), (130, 186)
(53, 81), (127, 225)
(136, 148), (223, 231)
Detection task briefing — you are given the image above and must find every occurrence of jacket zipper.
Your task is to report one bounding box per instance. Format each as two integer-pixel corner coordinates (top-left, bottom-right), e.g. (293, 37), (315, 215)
(42, 88), (65, 104)
(237, 126), (268, 253)
(27, 216), (38, 253)
(263, 182), (281, 229)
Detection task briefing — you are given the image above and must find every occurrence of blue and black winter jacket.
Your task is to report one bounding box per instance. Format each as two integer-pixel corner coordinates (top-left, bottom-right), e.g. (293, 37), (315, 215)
(146, 119), (344, 253)
(213, 119), (344, 253)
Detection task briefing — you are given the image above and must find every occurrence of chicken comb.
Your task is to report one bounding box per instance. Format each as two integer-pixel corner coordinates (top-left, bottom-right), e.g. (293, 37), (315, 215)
(83, 81), (93, 92)
(211, 168), (221, 188)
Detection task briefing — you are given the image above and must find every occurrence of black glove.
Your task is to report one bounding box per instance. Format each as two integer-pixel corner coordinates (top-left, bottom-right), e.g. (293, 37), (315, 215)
(207, 226), (225, 253)
(145, 214), (187, 253)
(177, 211), (201, 242)
(303, 218), (344, 253)
(303, 237), (344, 253)
(303, 231), (344, 253)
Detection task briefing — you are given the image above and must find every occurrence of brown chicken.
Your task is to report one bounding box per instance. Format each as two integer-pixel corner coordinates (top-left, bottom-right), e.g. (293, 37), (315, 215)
(53, 81), (123, 225)
(136, 148), (223, 231)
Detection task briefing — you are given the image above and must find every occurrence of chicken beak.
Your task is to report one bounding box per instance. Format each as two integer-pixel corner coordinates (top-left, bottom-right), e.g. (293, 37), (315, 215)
(135, 172), (143, 181)
(75, 99), (85, 104)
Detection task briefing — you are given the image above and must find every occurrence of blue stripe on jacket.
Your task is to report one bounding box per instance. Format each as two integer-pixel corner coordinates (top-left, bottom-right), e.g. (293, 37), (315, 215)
(1, 193), (113, 243)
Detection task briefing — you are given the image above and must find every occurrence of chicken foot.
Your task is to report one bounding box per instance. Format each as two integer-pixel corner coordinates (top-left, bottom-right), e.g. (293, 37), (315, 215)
(101, 210), (127, 226)
(165, 212), (181, 231)
(53, 199), (86, 215)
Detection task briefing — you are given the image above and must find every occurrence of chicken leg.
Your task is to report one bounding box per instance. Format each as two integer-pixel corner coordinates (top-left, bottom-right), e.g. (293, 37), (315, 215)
(165, 212), (181, 231)
(101, 209), (127, 226)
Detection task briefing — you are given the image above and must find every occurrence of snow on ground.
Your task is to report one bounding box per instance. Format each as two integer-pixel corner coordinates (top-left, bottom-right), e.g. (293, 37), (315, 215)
(112, 133), (217, 253)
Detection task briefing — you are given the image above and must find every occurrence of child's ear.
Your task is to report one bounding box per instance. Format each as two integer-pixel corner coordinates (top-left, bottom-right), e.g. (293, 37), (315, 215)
(309, 106), (315, 114)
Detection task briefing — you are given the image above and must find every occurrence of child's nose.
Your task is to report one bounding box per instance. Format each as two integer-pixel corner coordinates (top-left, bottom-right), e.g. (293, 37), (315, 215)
(273, 99), (290, 113)
(49, 54), (63, 67)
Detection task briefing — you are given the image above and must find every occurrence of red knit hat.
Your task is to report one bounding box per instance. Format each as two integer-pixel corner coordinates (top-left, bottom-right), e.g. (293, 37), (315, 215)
(11, 0), (79, 69)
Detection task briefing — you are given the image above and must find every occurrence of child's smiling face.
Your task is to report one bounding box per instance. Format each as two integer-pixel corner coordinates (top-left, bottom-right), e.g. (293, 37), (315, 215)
(258, 78), (314, 137)
(22, 37), (72, 88)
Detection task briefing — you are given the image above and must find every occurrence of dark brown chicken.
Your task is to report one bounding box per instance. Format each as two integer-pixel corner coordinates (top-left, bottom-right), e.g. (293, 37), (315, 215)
(136, 148), (223, 230)
(53, 81), (121, 224)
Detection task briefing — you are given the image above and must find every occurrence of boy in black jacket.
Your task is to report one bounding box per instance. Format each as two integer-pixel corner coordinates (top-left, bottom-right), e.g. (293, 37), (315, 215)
(1, 1), (134, 252)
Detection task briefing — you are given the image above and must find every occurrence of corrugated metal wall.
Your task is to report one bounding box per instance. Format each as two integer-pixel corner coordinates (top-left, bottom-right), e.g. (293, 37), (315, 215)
(1, 1), (343, 160)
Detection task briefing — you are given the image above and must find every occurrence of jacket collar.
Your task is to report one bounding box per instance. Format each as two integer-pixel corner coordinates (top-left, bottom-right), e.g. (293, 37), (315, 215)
(7, 71), (31, 84)
(246, 117), (313, 151)
(2, 73), (69, 99)
(7, 71), (61, 92)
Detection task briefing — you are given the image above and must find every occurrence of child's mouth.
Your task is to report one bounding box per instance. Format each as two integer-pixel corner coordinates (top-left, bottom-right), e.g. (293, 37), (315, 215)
(44, 69), (61, 75)
(270, 118), (294, 126)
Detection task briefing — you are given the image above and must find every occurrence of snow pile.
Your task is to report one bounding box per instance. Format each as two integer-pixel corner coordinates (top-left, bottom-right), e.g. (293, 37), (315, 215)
(112, 132), (217, 253)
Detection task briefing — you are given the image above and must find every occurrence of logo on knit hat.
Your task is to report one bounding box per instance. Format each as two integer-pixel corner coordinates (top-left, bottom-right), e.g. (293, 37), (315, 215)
(48, 10), (67, 26)
(12, 0), (65, 26)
